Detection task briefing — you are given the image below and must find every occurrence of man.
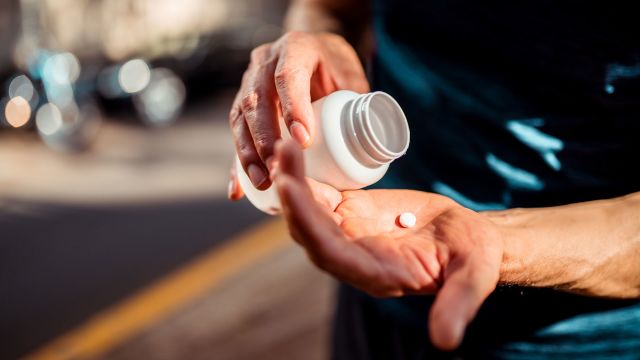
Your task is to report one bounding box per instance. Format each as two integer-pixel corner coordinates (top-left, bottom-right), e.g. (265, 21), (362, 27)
(228, 0), (640, 358)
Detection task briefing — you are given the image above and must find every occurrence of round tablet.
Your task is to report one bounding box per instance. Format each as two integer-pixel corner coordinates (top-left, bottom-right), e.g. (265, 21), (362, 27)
(398, 212), (416, 228)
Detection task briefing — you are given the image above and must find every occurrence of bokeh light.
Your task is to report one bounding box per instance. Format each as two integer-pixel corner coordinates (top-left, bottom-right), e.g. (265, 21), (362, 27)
(118, 59), (151, 94)
(37, 100), (102, 152)
(36, 103), (63, 136)
(44, 80), (75, 110)
(97, 65), (125, 98)
(40, 52), (79, 110)
(24, 49), (54, 80)
(134, 68), (186, 126)
(5, 96), (32, 128)
(8, 75), (35, 103)
(42, 52), (81, 85)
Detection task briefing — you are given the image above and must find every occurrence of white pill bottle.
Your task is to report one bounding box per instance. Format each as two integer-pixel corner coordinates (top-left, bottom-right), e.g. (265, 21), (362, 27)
(236, 90), (410, 214)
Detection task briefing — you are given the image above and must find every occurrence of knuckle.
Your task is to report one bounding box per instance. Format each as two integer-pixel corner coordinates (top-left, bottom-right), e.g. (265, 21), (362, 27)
(274, 65), (305, 87)
(275, 67), (310, 95)
(273, 67), (290, 85)
(237, 142), (258, 165)
(253, 136), (273, 154)
(240, 91), (259, 114)
(276, 65), (305, 82)
(280, 102), (307, 128)
(237, 142), (256, 159)
(249, 44), (271, 63)
(254, 59), (275, 75)
(281, 110), (296, 127)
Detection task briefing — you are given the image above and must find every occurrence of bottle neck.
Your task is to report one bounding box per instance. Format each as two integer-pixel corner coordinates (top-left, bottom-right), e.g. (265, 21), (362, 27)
(343, 92), (410, 167)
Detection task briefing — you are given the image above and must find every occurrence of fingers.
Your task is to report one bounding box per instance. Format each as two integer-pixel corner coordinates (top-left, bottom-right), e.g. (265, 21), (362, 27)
(274, 138), (342, 217)
(229, 107), (270, 190)
(243, 45), (281, 164)
(230, 34), (318, 190)
(274, 140), (385, 293)
(277, 173), (344, 256)
(274, 139), (340, 213)
(274, 138), (305, 180)
(229, 44), (278, 190)
(428, 255), (499, 351)
(274, 140), (343, 253)
(227, 164), (244, 201)
(306, 178), (343, 215)
(274, 33), (317, 147)
(274, 140), (369, 275)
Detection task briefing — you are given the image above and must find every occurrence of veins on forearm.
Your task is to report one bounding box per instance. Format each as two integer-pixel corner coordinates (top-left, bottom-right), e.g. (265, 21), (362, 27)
(488, 194), (640, 299)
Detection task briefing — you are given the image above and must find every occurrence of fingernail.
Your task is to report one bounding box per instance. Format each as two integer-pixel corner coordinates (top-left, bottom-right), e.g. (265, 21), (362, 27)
(227, 179), (234, 199)
(247, 164), (267, 187)
(289, 121), (310, 147)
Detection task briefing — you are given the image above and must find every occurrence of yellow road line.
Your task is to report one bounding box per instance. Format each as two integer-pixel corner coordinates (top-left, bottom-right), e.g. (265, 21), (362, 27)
(23, 218), (290, 360)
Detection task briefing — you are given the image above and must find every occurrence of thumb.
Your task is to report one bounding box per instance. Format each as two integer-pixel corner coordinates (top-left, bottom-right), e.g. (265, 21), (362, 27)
(428, 255), (498, 351)
(274, 138), (305, 181)
(274, 139), (341, 211)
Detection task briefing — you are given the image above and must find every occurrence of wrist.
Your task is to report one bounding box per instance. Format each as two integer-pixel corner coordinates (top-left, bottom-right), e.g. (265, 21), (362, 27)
(621, 191), (640, 209)
(284, 3), (344, 35)
(482, 208), (532, 286)
(284, 2), (370, 50)
(482, 193), (640, 297)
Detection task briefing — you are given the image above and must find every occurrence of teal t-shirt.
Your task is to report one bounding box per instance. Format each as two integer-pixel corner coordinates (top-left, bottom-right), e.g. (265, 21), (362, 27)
(368, 1), (640, 358)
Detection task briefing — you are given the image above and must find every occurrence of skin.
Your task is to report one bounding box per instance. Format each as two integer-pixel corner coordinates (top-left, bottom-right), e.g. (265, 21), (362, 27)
(228, 0), (640, 351)
(228, 0), (370, 198)
(227, 31), (369, 196)
(273, 140), (503, 350)
(272, 140), (640, 351)
(489, 195), (640, 299)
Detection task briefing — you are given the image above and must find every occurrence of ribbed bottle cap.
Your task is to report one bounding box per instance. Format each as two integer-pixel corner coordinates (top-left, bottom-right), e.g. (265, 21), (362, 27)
(350, 92), (410, 165)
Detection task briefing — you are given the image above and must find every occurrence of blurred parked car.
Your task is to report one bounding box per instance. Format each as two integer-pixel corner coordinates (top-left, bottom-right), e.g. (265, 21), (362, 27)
(1, 0), (287, 151)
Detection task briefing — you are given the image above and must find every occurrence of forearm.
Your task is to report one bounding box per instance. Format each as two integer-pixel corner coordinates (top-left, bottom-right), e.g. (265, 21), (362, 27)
(485, 192), (640, 298)
(284, 0), (370, 47)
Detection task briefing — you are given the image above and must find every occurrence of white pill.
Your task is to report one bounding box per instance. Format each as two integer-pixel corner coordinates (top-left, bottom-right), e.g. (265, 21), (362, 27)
(398, 212), (416, 228)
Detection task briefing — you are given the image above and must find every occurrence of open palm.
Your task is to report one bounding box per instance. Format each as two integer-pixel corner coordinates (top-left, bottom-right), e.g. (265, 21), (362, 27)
(273, 140), (504, 350)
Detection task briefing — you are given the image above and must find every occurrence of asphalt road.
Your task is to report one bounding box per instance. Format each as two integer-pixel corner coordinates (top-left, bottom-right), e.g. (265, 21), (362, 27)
(0, 95), (267, 359)
(0, 198), (264, 359)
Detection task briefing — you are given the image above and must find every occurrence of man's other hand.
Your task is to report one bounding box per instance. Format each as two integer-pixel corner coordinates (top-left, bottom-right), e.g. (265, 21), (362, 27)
(273, 139), (504, 351)
(228, 32), (369, 199)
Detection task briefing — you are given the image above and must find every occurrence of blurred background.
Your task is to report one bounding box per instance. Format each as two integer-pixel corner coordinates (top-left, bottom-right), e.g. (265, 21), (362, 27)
(0, 1), (333, 359)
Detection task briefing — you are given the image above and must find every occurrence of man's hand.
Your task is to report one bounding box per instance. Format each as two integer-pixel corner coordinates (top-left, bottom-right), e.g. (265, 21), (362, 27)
(228, 31), (369, 199)
(273, 140), (504, 350)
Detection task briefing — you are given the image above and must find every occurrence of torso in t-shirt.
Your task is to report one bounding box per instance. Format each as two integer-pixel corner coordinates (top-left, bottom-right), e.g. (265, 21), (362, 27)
(369, 1), (640, 357)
